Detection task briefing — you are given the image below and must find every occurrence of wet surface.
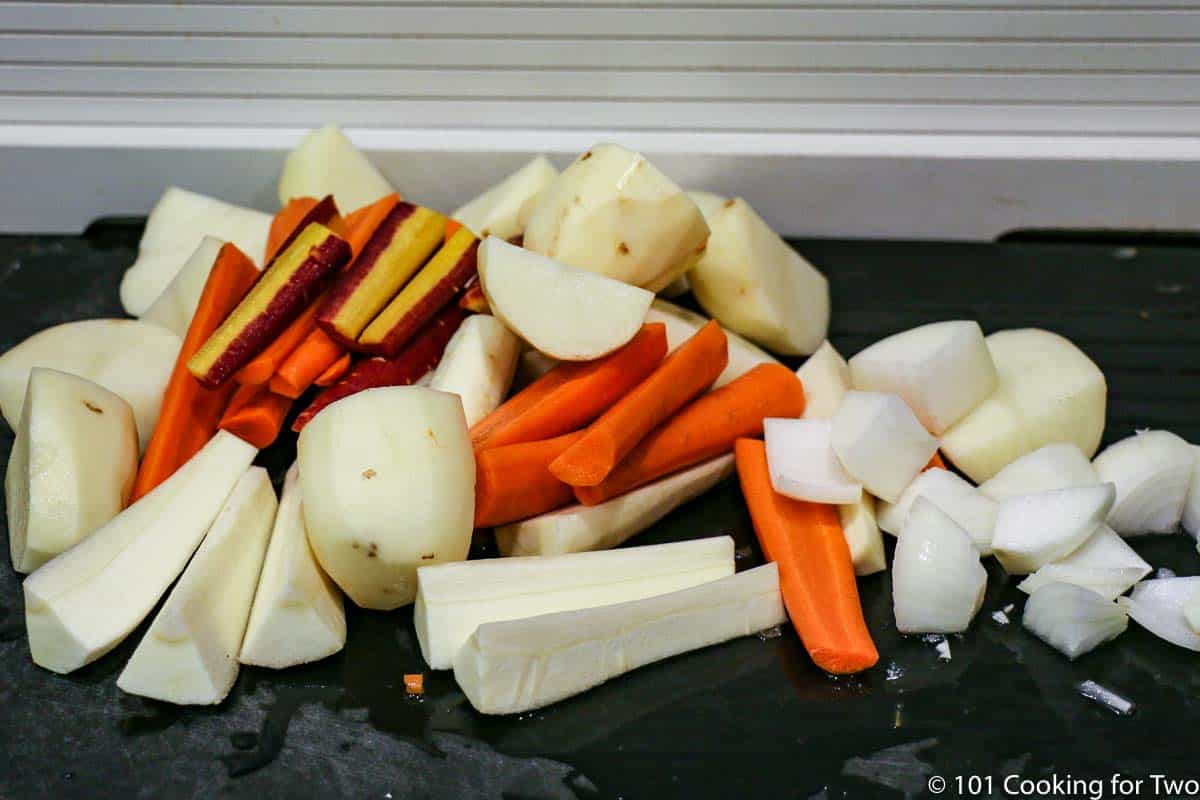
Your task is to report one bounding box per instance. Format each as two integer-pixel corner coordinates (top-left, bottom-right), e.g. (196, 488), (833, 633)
(1, 224), (1199, 798)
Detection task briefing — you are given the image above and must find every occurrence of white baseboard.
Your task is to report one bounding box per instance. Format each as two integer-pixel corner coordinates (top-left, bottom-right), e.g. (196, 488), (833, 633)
(3, 126), (1199, 240)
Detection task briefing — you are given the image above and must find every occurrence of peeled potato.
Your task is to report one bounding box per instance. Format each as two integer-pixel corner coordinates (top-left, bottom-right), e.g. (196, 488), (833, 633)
(452, 156), (558, 241)
(0, 318), (180, 450)
(686, 190), (728, 221)
(689, 198), (829, 356)
(120, 187), (270, 316)
(278, 124), (396, 213)
(477, 237), (653, 362)
(523, 143), (709, 292)
(297, 387), (475, 610)
(6, 369), (138, 573)
(940, 329), (1107, 484)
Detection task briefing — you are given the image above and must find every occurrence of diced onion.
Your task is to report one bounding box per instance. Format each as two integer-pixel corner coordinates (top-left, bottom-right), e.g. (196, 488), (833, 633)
(1093, 430), (1194, 536)
(1122, 576), (1200, 651)
(1022, 582), (1128, 660)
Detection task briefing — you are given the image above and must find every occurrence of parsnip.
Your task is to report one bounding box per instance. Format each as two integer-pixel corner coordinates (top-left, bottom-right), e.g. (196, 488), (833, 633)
(428, 314), (521, 427)
(117, 467), (276, 704)
(23, 432), (257, 674)
(797, 341), (851, 420)
(140, 236), (223, 338)
(644, 299), (777, 387)
(453, 563), (785, 714)
(120, 187), (269, 316)
(495, 456), (735, 557)
(240, 466), (346, 669)
(415, 536), (735, 669)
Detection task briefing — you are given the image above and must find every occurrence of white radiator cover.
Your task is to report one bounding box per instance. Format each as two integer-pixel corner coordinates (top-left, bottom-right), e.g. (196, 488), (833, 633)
(2, 0), (1199, 238)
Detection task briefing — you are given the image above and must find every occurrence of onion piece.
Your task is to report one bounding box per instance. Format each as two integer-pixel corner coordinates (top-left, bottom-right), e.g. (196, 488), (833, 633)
(1122, 576), (1200, 651)
(1182, 444), (1200, 539)
(892, 498), (986, 634)
(1017, 524), (1151, 600)
(1022, 582), (1128, 660)
(831, 391), (938, 503)
(978, 443), (1100, 501)
(991, 483), (1115, 575)
(877, 468), (997, 555)
(796, 341), (851, 420)
(1185, 588), (1200, 634)
(764, 418), (861, 504)
(1093, 429), (1193, 536)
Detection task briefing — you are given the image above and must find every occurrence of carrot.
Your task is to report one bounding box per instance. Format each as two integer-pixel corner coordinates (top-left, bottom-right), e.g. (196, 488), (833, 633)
(470, 323), (668, 451)
(444, 218), (464, 242)
(549, 320), (727, 487)
(271, 328), (345, 399)
(314, 353), (353, 386)
(573, 363), (806, 506)
(268, 195), (346, 263)
(475, 431), (585, 527)
(131, 243), (260, 500)
(342, 193), (401, 259)
(218, 384), (293, 448)
(735, 438), (878, 674)
(292, 304), (467, 431)
(458, 281), (489, 313)
(241, 194), (400, 387)
(266, 197), (320, 262)
(926, 451), (946, 471)
(235, 300), (322, 386)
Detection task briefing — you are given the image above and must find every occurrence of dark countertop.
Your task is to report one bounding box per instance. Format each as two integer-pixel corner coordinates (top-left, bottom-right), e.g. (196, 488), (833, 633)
(1, 223), (1199, 799)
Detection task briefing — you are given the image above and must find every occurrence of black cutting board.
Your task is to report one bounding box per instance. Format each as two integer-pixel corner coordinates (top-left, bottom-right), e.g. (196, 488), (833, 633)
(1, 222), (1199, 800)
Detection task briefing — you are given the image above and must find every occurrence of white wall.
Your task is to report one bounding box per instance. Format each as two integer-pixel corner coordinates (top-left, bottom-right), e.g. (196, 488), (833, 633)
(2, 0), (1199, 237)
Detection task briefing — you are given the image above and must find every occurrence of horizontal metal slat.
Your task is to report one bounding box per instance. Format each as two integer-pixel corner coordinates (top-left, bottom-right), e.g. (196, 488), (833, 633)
(3, 95), (1200, 133)
(2, 4), (1199, 39)
(5, 35), (1200, 72)
(15, 0), (1200, 6)
(4, 65), (1199, 103)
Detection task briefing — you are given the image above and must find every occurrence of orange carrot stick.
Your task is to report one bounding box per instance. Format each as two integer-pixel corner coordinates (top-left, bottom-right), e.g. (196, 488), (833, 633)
(314, 353), (353, 386)
(218, 384), (293, 448)
(574, 363), (806, 506)
(235, 300), (322, 386)
(469, 324), (668, 452)
(242, 194), (399, 386)
(131, 243), (260, 501)
(474, 431), (585, 527)
(550, 320), (727, 487)
(735, 437), (879, 674)
(342, 193), (401, 259)
(271, 328), (345, 399)
(926, 451), (947, 471)
(266, 197), (320, 262)
(292, 305), (466, 431)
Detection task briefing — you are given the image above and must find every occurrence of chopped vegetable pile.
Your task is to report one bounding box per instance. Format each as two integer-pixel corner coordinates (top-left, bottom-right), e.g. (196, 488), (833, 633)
(2, 124), (1199, 716)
